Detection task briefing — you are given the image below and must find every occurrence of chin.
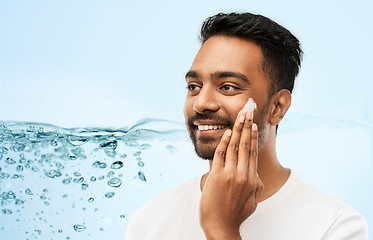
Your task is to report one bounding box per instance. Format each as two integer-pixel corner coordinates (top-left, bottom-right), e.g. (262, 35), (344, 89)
(193, 141), (218, 160)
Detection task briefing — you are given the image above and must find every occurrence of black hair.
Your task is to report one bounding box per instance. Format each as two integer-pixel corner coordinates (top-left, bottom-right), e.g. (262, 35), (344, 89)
(200, 12), (303, 95)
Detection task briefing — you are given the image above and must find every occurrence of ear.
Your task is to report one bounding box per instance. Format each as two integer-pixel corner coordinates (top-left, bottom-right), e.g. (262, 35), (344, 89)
(269, 89), (291, 126)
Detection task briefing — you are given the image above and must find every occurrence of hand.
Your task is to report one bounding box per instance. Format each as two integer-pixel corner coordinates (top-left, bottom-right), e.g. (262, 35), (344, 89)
(199, 110), (265, 240)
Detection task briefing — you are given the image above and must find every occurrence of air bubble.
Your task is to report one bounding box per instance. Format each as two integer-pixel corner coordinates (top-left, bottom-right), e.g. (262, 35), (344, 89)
(110, 161), (124, 169)
(138, 171), (147, 182)
(104, 192), (115, 198)
(73, 224), (86, 232)
(107, 178), (122, 188)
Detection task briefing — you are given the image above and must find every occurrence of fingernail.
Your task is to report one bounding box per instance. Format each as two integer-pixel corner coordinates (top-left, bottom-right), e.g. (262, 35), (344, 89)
(226, 129), (232, 136)
(252, 123), (257, 131)
(246, 111), (253, 120)
(239, 114), (245, 123)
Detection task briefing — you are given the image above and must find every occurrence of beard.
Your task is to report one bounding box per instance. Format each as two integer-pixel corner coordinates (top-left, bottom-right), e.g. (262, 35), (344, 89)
(186, 104), (268, 160)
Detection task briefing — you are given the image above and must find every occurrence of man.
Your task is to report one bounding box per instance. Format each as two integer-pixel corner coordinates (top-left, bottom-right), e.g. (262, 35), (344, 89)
(125, 12), (368, 239)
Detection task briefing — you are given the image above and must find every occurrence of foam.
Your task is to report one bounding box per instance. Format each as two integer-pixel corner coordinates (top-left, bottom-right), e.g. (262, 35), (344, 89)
(240, 98), (257, 113)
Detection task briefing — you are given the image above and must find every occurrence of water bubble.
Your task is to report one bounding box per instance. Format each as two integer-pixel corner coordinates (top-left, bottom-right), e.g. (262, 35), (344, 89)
(25, 188), (33, 195)
(50, 139), (58, 147)
(44, 170), (62, 178)
(16, 165), (24, 172)
(81, 183), (89, 190)
(1, 173), (10, 179)
(138, 171), (147, 182)
(69, 155), (77, 161)
(11, 174), (20, 179)
(6, 191), (16, 201)
(0, 146), (9, 154)
(10, 142), (25, 152)
(88, 197), (94, 203)
(90, 176), (96, 182)
(99, 140), (118, 150)
(73, 224), (86, 232)
(71, 148), (87, 159)
(5, 157), (16, 164)
(62, 177), (72, 185)
(104, 149), (116, 157)
(139, 144), (151, 150)
(138, 161), (144, 167)
(98, 176), (105, 180)
(166, 145), (178, 153)
(31, 166), (40, 172)
(2, 209), (12, 215)
(40, 154), (53, 163)
(68, 135), (89, 146)
(55, 162), (64, 169)
(73, 172), (81, 177)
(133, 151), (141, 157)
(110, 161), (124, 169)
(26, 125), (35, 132)
(92, 161), (107, 169)
(107, 177), (122, 188)
(104, 192), (115, 198)
(73, 177), (84, 184)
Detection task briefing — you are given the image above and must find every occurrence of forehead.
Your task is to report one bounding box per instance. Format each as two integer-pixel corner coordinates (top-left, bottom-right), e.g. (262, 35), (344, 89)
(190, 36), (266, 78)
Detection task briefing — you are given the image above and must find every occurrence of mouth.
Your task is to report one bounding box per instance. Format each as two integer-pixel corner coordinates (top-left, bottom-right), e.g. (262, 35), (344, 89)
(193, 122), (230, 137)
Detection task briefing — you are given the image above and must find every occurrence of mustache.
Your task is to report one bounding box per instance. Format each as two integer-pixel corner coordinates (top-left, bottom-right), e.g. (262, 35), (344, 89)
(187, 112), (234, 127)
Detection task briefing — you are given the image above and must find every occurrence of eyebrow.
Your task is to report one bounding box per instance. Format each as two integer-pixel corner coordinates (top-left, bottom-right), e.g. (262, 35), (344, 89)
(185, 70), (250, 85)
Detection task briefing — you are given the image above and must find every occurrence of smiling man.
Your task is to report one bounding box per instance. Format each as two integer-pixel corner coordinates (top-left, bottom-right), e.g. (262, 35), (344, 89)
(125, 12), (368, 240)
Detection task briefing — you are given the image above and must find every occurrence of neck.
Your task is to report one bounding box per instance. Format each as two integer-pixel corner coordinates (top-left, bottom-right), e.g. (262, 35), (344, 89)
(200, 127), (290, 202)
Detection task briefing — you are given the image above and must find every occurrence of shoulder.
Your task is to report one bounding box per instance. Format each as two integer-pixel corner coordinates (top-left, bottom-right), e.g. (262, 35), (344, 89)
(290, 172), (369, 239)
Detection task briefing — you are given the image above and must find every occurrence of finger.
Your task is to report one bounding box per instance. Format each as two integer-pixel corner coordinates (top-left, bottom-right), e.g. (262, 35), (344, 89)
(225, 112), (245, 170)
(248, 123), (258, 183)
(211, 129), (232, 171)
(237, 110), (253, 172)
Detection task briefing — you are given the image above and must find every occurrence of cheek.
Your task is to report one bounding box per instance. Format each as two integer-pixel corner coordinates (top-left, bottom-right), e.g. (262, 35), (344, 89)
(224, 99), (248, 118)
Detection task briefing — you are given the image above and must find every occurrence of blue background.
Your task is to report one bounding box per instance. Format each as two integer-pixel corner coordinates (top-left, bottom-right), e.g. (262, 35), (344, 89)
(1, 0), (372, 238)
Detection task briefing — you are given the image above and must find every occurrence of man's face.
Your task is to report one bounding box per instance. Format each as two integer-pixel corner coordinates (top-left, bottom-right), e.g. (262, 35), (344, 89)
(184, 36), (272, 160)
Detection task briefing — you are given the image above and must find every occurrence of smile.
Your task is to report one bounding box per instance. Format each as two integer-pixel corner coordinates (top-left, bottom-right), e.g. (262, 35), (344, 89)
(197, 125), (227, 131)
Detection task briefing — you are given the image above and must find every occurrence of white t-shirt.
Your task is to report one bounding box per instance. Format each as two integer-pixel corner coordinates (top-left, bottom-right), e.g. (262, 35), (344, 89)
(125, 171), (368, 240)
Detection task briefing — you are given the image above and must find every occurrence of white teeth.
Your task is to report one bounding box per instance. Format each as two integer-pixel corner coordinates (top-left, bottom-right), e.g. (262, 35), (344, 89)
(197, 125), (226, 131)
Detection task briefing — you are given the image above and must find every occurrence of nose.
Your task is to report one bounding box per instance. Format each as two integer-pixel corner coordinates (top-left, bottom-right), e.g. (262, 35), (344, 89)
(193, 85), (220, 114)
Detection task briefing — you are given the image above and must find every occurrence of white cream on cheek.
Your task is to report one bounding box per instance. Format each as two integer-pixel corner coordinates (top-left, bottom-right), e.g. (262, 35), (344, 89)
(240, 98), (257, 114)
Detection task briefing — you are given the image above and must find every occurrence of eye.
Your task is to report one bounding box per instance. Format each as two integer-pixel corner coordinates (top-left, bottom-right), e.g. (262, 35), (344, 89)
(221, 84), (238, 91)
(187, 84), (201, 92)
